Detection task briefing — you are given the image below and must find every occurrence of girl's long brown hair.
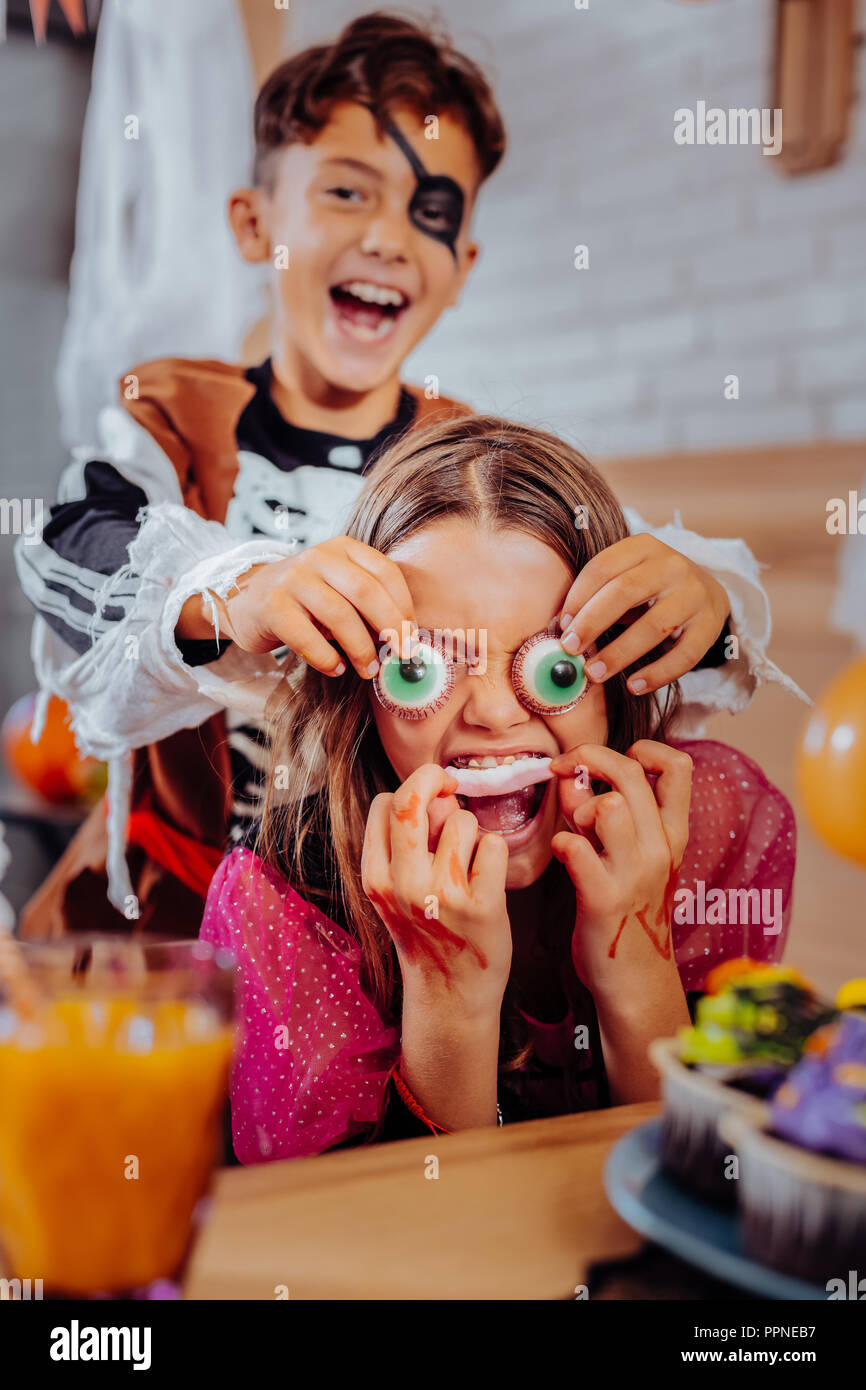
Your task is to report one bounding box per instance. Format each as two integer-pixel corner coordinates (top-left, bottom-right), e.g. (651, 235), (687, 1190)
(258, 414), (680, 1021)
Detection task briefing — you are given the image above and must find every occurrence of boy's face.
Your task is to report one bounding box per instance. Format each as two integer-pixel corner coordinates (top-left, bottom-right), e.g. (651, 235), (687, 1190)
(369, 520), (609, 892)
(232, 101), (481, 395)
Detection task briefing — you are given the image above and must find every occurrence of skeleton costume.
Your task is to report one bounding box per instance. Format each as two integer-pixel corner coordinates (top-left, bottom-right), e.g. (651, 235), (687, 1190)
(16, 355), (804, 938)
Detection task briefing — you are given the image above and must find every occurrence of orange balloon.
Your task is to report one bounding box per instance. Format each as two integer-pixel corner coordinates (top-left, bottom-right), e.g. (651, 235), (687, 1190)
(796, 657), (866, 866)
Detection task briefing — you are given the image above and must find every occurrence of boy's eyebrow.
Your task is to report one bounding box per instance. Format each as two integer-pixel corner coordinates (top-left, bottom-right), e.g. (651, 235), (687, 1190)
(318, 156), (384, 181)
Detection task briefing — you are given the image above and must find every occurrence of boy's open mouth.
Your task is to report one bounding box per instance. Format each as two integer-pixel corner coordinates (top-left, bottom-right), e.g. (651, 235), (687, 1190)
(447, 753), (553, 836)
(329, 280), (410, 343)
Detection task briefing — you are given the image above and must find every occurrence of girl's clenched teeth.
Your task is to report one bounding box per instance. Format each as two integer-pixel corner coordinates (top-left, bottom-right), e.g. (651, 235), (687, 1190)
(446, 753), (553, 798)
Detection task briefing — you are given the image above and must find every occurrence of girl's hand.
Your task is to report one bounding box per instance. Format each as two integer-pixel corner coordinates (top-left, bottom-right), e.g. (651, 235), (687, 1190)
(177, 536), (415, 679)
(549, 741), (693, 1001)
(361, 764), (511, 1023)
(557, 535), (730, 695)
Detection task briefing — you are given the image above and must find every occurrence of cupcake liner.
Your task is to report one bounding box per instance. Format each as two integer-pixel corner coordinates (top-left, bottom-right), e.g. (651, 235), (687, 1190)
(722, 1110), (866, 1288)
(648, 1037), (765, 1204)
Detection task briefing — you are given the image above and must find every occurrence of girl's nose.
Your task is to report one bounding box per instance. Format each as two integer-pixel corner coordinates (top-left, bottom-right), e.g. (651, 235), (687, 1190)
(460, 669), (531, 732)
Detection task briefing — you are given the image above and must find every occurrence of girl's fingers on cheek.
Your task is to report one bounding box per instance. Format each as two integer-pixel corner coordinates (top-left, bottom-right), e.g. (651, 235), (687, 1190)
(551, 831), (608, 894)
(432, 807), (479, 886)
(564, 794), (604, 830)
(626, 741), (693, 809)
(469, 831), (509, 896)
(549, 742), (629, 785)
(591, 792), (639, 861)
(627, 741), (693, 854)
(391, 764), (459, 841)
(557, 773), (596, 828)
(427, 793), (461, 850)
(388, 769), (454, 893)
(555, 743), (659, 838)
(361, 794), (392, 885)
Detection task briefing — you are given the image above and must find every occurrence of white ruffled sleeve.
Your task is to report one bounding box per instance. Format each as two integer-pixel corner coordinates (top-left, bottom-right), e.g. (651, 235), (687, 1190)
(624, 507), (810, 734)
(17, 401), (298, 914)
(23, 500), (296, 915)
(28, 501), (294, 761)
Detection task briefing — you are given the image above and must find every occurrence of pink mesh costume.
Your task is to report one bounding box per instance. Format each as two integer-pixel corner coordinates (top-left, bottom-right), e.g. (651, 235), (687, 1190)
(200, 739), (795, 1164)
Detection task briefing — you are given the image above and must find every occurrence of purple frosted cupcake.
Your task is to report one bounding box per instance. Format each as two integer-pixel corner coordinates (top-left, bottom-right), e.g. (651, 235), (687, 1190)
(723, 1011), (866, 1287)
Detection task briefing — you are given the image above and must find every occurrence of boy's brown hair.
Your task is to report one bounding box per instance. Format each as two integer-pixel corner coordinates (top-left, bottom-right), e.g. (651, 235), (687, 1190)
(253, 10), (506, 189)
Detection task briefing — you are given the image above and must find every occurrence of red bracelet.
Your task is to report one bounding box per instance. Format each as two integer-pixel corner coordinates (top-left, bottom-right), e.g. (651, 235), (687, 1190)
(390, 1062), (453, 1136)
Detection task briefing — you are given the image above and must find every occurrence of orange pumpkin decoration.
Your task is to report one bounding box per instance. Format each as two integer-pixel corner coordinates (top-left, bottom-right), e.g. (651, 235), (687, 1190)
(1, 693), (106, 806)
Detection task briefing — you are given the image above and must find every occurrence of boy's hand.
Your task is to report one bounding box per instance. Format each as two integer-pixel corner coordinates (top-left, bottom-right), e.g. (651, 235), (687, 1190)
(549, 741), (692, 1001)
(361, 764), (512, 1022)
(177, 536), (415, 679)
(557, 535), (730, 694)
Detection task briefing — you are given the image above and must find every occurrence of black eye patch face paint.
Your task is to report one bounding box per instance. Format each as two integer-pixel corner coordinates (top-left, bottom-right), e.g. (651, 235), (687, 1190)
(363, 105), (465, 259)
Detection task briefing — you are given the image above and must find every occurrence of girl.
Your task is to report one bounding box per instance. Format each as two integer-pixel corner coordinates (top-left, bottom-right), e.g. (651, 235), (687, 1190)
(201, 415), (795, 1163)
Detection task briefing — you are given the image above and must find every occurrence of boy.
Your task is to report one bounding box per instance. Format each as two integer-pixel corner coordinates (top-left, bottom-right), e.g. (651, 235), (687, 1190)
(15, 12), (789, 938)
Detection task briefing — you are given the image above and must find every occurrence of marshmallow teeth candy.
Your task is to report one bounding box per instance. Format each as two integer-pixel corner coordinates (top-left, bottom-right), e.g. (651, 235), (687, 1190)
(447, 754), (553, 799)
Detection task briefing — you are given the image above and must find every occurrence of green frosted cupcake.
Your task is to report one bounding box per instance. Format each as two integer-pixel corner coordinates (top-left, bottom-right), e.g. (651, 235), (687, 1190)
(650, 960), (834, 1204)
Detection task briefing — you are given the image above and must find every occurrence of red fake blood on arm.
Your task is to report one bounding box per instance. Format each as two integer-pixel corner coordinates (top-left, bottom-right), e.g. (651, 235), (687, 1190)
(366, 888), (487, 980)
(654, 864), (679, 938)
(636, 903), (673, 960)
(608, 915), (628, 959)
(607, 897), (674, 962)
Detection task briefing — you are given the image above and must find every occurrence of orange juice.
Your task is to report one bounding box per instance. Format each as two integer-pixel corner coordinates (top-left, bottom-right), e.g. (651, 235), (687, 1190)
(0, 995), (232, 1295)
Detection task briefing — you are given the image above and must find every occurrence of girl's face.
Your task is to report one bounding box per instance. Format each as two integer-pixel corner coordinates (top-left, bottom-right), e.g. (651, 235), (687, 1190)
(370, 519), (609, 889)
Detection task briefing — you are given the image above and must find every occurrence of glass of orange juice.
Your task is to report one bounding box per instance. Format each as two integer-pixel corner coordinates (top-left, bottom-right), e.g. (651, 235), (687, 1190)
(0, 936), (235, 1298)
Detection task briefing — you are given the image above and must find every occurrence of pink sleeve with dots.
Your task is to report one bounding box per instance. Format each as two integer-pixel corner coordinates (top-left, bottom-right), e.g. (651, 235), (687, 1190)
(670, 739), (796, 993)
(200, 847), (400, 1164)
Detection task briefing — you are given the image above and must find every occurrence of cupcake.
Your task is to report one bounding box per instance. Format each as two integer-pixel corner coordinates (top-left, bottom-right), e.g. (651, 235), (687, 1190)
(722, 1010), (866, 1286)
(649, 960), (834, 1204)
(835, 979), (866, 1014)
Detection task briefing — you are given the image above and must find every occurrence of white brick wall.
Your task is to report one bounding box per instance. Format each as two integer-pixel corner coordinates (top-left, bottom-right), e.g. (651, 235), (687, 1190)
(291, 0), (866, 458)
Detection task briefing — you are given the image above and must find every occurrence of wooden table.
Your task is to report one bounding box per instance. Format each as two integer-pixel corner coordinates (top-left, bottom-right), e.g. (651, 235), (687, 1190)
(186, 1102), (657, 1300)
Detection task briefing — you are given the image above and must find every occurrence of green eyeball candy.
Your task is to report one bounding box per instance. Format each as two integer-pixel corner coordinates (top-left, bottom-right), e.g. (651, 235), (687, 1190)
(373, 640), (455, 720)
(512, 633), (587, 716)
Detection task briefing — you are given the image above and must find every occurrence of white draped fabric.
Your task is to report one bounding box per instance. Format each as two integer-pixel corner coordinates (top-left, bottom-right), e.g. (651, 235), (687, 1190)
(55, 0), (266, 446)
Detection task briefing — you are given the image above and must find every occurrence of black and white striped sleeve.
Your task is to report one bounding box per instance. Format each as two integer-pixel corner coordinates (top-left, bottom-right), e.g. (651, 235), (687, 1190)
(16, 458), (147, 655)
(17, 458), (229, 668)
